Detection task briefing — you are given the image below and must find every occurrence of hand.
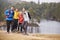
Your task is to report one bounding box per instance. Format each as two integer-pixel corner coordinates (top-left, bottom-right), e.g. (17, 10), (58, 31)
(6, 16), (8, 18)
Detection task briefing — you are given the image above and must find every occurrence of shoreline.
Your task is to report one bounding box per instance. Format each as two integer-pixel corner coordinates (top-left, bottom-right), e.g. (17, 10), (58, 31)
(0, 30), (60, 40)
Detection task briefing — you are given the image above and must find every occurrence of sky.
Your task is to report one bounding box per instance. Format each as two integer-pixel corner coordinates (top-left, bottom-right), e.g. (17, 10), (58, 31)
(8, 0), (60, 4)
(21, 0), (60, 4)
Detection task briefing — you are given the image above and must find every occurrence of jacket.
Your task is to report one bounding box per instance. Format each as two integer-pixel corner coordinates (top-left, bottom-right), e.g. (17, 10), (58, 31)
(4, 9), (14, 20)
(18, 13), (24, 23)
(13, 11), (19, 19)
(23, 11), (31, 22)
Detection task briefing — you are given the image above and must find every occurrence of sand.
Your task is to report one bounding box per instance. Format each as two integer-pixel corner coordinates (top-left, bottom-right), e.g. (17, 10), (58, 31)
(0, 30), (60, 40)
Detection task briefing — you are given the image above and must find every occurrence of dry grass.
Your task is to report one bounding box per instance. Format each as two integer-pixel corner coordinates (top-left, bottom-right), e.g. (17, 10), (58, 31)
(0, 30), (60, 40)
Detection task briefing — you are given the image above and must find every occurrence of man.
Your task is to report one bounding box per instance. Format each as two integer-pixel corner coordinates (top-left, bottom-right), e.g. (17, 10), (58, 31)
(22, 8), (31, 34)
(4, 7), (14, 33)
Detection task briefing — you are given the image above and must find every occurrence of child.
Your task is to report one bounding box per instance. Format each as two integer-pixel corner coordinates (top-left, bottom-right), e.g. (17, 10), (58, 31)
(18, 12), (24, 32)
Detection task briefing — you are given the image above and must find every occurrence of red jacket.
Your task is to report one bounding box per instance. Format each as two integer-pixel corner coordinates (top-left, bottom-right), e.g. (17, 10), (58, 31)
(18, 13), (24, 23)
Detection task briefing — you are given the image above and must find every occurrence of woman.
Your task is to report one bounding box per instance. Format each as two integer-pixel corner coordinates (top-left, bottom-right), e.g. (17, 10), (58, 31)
(22, 8), (31, 34)
(12, 9), (19, 32)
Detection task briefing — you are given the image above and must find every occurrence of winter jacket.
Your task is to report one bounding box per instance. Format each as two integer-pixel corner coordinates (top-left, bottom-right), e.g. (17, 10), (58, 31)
(4, 9), (14, 20)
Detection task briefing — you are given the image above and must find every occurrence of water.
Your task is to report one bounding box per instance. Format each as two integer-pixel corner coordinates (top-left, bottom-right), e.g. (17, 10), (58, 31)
(0, 19), (60, 34)
(39, 19), (60, 34)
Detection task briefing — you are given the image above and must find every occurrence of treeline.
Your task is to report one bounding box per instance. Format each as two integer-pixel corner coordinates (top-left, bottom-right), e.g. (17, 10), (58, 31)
(0, 0), (60, 22)
(0, 0), (11, 21)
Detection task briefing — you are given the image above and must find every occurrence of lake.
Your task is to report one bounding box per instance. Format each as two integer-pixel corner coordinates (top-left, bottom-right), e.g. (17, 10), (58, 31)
(0, 19), (60, 34)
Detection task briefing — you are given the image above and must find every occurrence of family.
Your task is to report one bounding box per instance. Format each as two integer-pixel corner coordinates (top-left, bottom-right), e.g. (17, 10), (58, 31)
(4, 7), (31, 35)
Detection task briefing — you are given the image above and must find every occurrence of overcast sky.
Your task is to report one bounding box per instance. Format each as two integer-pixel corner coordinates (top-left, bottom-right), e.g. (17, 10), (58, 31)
(8, 0), (60, 4)
(21, 0), (60, 4)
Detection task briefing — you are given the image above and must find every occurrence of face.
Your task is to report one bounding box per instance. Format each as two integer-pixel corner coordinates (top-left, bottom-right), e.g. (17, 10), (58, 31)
(16, 9), (18, 12)
(22, 8), (25, 12)
(11, 7), (14, 10)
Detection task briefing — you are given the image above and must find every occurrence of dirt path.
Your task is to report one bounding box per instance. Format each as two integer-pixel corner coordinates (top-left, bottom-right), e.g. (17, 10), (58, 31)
(0, 30), (60, 40)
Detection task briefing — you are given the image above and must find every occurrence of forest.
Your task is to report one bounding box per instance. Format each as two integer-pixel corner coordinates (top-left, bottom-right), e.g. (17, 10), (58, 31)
(0, 0), (60, 22)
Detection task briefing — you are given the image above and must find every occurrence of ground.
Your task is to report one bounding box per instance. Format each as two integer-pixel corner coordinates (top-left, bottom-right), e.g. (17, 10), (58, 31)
(0, 30), (60, 40)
